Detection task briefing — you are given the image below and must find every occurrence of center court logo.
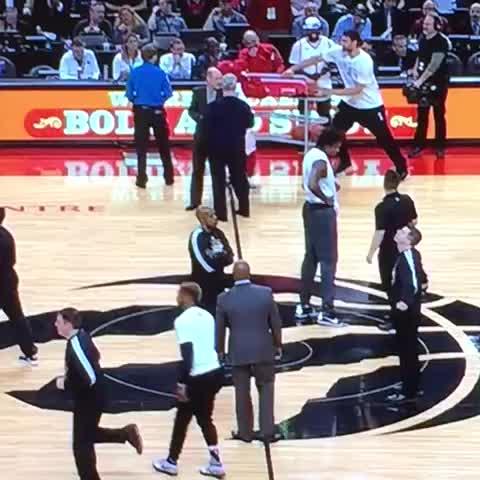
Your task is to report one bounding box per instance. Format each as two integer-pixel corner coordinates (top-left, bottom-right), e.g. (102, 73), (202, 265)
(5, 273), (480, 440)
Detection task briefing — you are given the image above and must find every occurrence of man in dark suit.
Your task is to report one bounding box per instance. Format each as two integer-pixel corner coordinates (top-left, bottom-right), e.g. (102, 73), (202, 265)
(216, 260), (282, 442)
(205, 73), (254, 222)
(387, 226), (428, 403)
(464, 3), (480, 35)
(186, 67), (223, 211)
(370, 0), (406, 37)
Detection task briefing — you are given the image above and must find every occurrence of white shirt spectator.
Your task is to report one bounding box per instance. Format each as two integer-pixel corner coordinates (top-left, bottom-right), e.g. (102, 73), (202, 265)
(174, 306), (220, 377)
(159, 51), (196, 80)
(59, 49), (100, 80)
(289, 35), (336, 98)
(112, 51), (143, 80)
(323, 45), (382, 109)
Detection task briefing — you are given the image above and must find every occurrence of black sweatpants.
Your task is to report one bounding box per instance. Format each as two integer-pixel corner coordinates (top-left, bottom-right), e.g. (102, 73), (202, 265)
(133, 105), (174, 183)
(73, 393), (127, 480)
(0, 280), (36, 357)
(189, 138), (209, 207)
(332, 101), (407, 175)
(378, 247), (398, 303)
(413, 85), (448, 150)
(392, 301), (421, 398)
(193, 273), (226, 316)
(209, 149), (249, 221)
(168, 368), (223, 461)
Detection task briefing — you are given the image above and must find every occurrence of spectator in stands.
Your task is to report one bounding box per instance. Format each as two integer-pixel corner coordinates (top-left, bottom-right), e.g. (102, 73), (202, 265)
(32, 0), (69, 39)
(105, 0), (147, 14)
(160, 37), (196, 79)
(371, 0), (407, 38)
(237, 30), (285, 73)
(113, 5), (149, 44)
(410, 0), (449, 36)
(0, 6), (32, 34)
(196, 37), (227, 79)
(178, 0), (217, 28)
(465, 3), (480, 35)
(203, 0), (248, 37)
(382, 34), (416, 73)
(148, 0), (187, 35)
(59, 36), (101, 79)
(112, 32), (143, 80)
(292, 2), (330, 39)
(0, 0), (30, 15)
(332, 4), (372, 42)
(291, 0), (320, 17)
(73, 2), (113, 38)
(245, 0), (292, 33)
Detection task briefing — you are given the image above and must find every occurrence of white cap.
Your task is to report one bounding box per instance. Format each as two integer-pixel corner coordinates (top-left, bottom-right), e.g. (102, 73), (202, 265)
(303, 16), (322, 31)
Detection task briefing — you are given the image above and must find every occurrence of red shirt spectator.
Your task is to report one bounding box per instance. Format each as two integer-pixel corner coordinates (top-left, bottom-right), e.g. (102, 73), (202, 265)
(245, 0), (292, 32)
(237, 30), (285, 73)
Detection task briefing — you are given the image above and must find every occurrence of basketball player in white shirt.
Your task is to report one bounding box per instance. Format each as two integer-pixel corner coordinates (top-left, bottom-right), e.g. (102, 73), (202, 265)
(289, 16), (336, 121)
(285, 30), (408, 179)
(296, 127), (346, 327)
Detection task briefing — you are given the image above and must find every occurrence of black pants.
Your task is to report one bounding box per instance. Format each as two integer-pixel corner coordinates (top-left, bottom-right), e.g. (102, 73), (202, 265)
(300, 203), (337, 308)
(193, 273), (226, 316)
(392, 301), (421, 398)
(189, 138), (209, 207)
(209, 149), (249, 221)
(133, 105), (173, 183)
(73, 394), (127, 480)
(332, 101), (407, 175)
(413, 85), (448, 150)
(378, 248), (398, 303)
(0, 280), (36, 357)
(168, 368), (223, 461)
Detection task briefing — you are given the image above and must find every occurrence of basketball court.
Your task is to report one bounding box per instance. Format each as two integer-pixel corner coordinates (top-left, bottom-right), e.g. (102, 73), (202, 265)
(1, 145), (480, 479)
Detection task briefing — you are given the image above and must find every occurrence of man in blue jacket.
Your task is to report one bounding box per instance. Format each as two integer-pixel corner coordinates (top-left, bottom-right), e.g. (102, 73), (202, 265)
(126, 43), (174, 189)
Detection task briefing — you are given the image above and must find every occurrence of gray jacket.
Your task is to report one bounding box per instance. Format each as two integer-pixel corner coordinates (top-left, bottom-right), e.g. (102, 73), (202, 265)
(216, 281), (282, 366)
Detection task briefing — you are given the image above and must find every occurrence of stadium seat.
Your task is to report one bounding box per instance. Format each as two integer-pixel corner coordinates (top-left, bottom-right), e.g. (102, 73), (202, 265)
(446, 51), (464, 76)
(466, 52), (480, 75)
(0, 56), (16, 78)
(29, 65), (59, 79)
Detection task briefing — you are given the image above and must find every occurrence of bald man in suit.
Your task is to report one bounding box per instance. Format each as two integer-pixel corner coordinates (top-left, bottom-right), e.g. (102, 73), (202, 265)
(216, 261), (282, 443)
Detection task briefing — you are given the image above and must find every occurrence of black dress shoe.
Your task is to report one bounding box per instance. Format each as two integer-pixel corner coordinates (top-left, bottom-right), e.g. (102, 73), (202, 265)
(235, 210), (250, 218)
(408, 146), (424, 158)
(230, 431), (252, 443)
(135, 177), (147, 189)
(185, 204), (198, 211)
(435, 148), (445, 159)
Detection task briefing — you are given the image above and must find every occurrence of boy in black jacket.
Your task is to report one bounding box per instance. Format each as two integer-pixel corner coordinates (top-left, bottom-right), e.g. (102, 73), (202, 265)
(388, 226), (428, 403)
(55, 308), (143, 480)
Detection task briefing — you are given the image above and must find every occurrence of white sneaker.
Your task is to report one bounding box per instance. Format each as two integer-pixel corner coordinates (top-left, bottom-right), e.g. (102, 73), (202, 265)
(18, 355), (38, 366)
(200, 462), (226, 479)
(153, 458), (178, 476)
(316, 310), (345, 327)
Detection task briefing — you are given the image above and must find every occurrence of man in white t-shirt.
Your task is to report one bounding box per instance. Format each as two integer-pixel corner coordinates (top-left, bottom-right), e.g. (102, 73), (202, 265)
(153, 282), (225, 479)
(296, 127), (345, 327)
(285, 30), (408, 179)
(159, 38), (196, 80)
(289, 16), (336, 120)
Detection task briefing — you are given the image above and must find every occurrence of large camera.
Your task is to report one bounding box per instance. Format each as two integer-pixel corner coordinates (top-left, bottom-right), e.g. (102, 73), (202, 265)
(402, 80), (441, 107)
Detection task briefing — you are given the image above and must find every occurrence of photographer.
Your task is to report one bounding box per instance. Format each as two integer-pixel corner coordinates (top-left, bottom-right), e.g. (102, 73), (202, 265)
(409, 13), (450, 160)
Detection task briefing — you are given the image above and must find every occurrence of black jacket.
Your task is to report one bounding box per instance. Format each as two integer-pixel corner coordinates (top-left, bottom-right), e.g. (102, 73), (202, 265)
(391, 248), (428, 307)
(188, 86), (223, 141)
(64, 329), (103, 399)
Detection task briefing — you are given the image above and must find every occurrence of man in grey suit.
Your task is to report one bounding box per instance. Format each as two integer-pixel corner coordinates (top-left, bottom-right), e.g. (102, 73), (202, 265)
(216, 260), (282, 443)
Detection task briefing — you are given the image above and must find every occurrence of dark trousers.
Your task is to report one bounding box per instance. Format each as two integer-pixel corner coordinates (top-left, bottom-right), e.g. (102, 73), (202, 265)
(168, 369), (222, 461)
(392, 301), (421, 398)
(300, 203), (337, 309)
(193, 273), (225, 316)
(332, 101), (407, 174)
(232, 363), (275, 440)
(0, 281), (36, 357)
(133, 105), (173, 183)
(378, 248), (398, 303)
(413, 86), (448, 150)
(209, 149), (249, 221)
(189, 138), (209, 207)
(73, 395), (127, 480)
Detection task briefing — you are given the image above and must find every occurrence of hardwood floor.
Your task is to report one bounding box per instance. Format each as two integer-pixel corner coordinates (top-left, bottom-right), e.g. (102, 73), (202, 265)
(1, 175), (479, 479)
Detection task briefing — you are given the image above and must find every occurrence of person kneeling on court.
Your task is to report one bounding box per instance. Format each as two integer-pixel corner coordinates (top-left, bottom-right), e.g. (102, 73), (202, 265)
(153, 282), (225, 478)
(387, 226), (428, 403)
(55, 308), (143, 480)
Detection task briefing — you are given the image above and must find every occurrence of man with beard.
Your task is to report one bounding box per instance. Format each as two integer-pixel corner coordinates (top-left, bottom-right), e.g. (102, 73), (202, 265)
(284, 30), (408, 178)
